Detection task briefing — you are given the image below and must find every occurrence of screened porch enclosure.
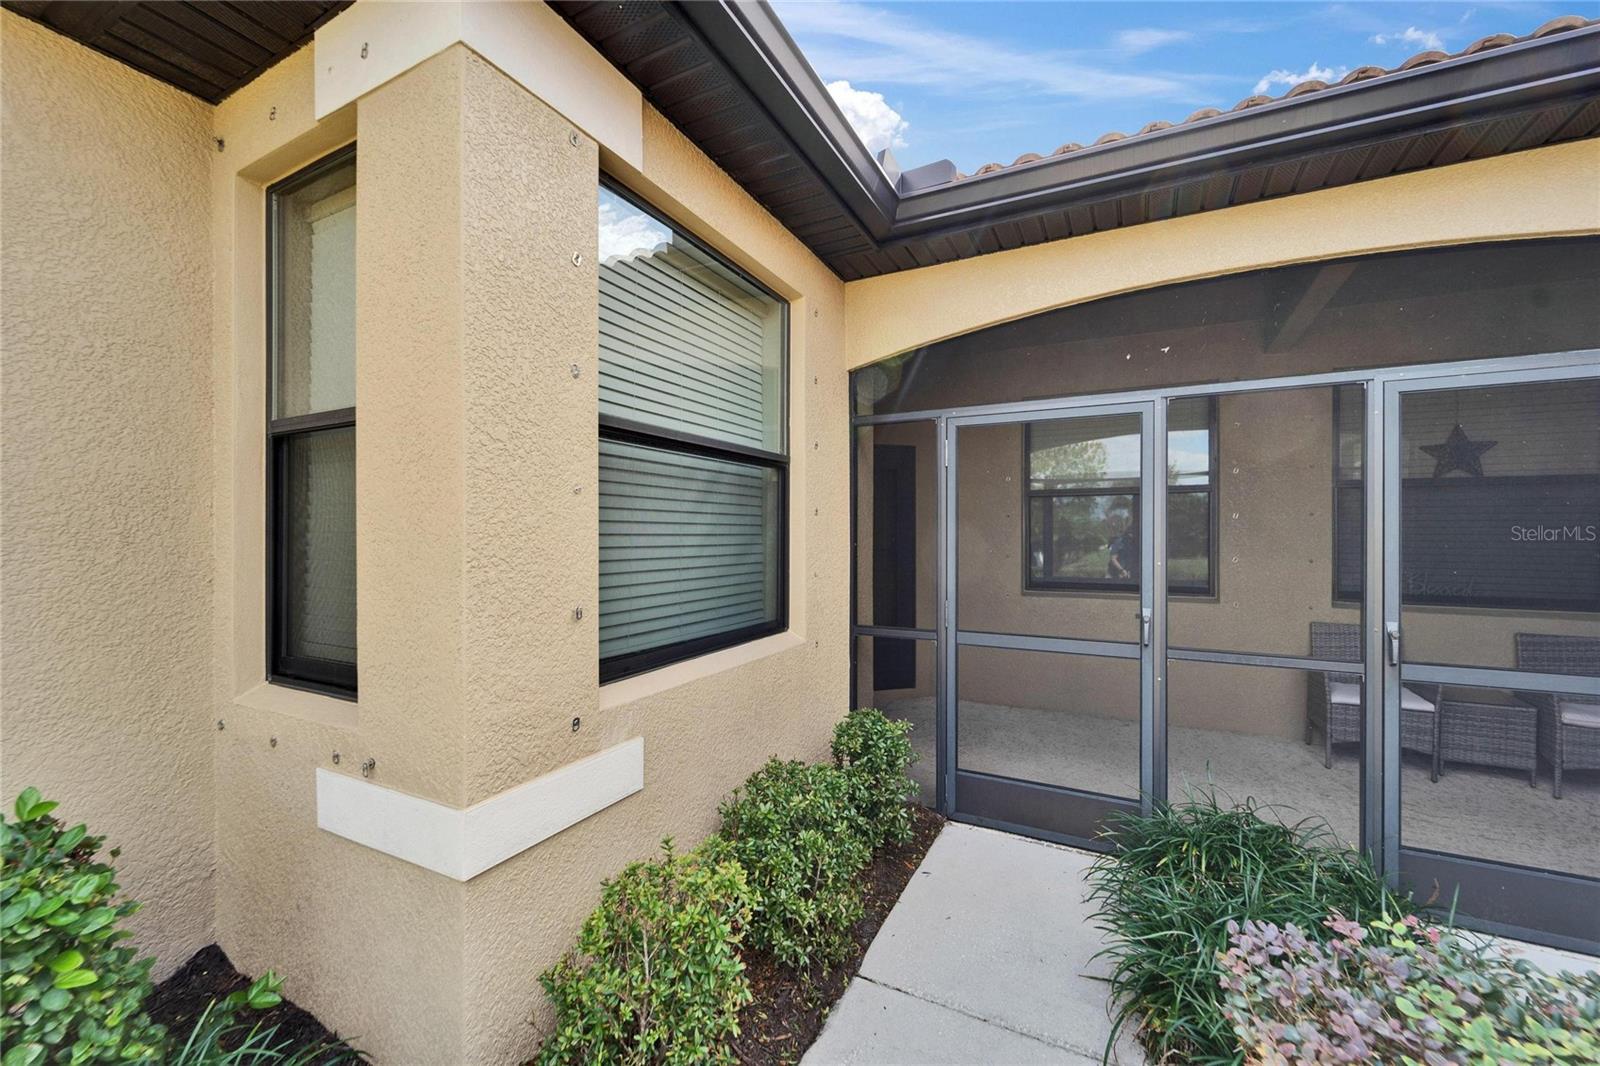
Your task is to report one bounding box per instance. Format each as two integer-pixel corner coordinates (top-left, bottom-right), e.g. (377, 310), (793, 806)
(850, 238), (1600, 952)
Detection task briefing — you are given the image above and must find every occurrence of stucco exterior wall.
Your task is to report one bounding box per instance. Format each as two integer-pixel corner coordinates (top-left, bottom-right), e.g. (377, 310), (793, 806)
(845, 138), (1600, 371)
(203, 29), (846, 1065)
(4, 3), (1595, 1062)
(207, 44), (469, 1061)
(0, 11), (216, 978)
(461, 98), (850, 1066)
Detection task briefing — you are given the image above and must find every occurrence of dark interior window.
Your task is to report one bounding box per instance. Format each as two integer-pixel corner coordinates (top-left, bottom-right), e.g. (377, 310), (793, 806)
(267, 146), (357, 697)
(1024, 396), (1216, 595)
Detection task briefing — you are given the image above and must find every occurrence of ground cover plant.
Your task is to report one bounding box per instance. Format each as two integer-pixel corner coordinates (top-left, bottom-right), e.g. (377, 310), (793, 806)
(1221, 911), (1600, 1064)
(2, 788), (359, 1066)
(1087, 793), (1410, 1065)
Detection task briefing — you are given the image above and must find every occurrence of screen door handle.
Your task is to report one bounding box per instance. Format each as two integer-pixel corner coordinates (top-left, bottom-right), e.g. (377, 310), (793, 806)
(1139, 610), (1152, 647)
(1386, 624), (1401, 667)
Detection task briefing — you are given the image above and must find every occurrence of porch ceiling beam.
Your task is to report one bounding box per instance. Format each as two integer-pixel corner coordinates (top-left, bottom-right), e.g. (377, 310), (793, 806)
(1265, 261), (1358, 353)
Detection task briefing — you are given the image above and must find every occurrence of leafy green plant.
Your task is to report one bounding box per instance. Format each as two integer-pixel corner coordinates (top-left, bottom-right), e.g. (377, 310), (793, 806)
(1, 787), (167, 1065)
(1086, 793), (1409, 1064)
(166, 972), (364, 1066)
(536, 839), (755, 1066)
(719, 759), (871, 970)
(831, 708), (917, 849)
(1220, 911), (1600, 1064)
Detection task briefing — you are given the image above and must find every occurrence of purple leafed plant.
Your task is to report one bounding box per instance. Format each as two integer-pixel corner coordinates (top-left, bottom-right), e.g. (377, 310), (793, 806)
(1218, 912), (1600, 1065)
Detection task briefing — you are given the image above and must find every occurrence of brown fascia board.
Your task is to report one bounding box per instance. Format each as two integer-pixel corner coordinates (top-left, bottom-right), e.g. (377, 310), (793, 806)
(674, 3), (1600, 251)
(669, 0), (899, 239)
(891, 25), (1600, 240)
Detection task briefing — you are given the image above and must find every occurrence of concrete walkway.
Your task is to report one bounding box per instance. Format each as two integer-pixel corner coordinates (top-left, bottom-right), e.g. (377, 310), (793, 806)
(803, 823), (1144, 1066)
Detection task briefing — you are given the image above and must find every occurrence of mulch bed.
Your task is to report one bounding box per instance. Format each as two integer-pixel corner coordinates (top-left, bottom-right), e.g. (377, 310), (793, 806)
(731, 805), (946, 1064)
(146, 944), (359, 1061)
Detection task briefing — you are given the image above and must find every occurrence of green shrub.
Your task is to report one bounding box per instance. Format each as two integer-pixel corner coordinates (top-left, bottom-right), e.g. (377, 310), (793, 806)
(1, 787), (167, 1065)
(1221, 912), (1600, 1064)
(719, 759), (871, 970)
(1086, 793), (1410, 1064)
(831, 708), (916, 849)
(535, 839), (754, 1066)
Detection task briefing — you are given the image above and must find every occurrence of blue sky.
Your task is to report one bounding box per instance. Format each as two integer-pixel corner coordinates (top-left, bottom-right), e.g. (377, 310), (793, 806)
(771, 1), (1590, 173)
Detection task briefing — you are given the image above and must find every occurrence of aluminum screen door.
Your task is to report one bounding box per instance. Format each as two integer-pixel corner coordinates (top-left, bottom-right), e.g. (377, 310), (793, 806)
(1383, 362), (1600, 952)
(944, 400), (1158, 847)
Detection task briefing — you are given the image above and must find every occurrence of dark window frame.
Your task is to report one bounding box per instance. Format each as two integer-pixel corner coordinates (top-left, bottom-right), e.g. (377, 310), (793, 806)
(1022, 397), (1219, 597)
(266, 145), (358, 700)
(598, 177), (790, 685)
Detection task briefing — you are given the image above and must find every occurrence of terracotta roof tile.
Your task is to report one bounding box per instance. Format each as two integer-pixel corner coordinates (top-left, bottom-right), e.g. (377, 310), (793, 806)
(1397, 49), (1451, 70)
(952, 15), (1597, 185)
(1285, 79), (1329, 97)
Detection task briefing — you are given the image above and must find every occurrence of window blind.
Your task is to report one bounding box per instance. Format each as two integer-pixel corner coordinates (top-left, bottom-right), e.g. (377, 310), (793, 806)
(599, 439), (779, 660)
(596, 183), (787, 680)
(600, 243), (780, 451)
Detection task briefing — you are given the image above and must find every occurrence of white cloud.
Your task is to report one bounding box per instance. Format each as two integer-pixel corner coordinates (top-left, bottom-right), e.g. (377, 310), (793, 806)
(597, 195), (670, 261)
(1371, 26), (1445, 50)
(1113, 28), (1192, 55)
(826, 80), (909, 154)
(772, 0), (1203, 101)
(1253, 62), (1348, 96)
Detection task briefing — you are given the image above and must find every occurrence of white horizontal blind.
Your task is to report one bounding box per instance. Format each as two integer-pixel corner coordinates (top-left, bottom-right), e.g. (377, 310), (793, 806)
(599, 240), (779, 451)
(599, 439), (778, 660)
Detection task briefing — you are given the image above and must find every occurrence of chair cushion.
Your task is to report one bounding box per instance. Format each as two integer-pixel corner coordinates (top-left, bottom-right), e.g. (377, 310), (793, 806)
(1328, 681), (1435, 712)
(1559, 700), (1600, 729)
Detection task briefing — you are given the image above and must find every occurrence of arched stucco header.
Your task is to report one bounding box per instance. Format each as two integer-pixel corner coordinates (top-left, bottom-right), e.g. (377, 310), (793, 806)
(843, 139), (1600, 370)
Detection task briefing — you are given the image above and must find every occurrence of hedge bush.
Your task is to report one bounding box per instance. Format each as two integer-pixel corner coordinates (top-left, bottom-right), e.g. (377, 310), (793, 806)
(1086, 794), (1409, 1064)
(1, 787), (168, 1065)
(1221, 912), (1600, 1064)
(535, 840), (755, 1066)
(718, 759), (871, 970)
(831, 708), (916, 850)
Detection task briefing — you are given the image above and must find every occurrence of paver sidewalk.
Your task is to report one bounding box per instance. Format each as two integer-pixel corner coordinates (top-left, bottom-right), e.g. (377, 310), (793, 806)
(803, 822), (1145, 1065)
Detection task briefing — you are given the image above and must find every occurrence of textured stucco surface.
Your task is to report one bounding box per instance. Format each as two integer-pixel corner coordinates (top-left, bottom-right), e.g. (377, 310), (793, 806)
(461, 97), (851, 1066)
(7, 7), (1593, 1063)
(844, 138), (1600, 370)
(210, 48), (470, 1063)
(0, 11), (216, 979)
(203, 39), (848, 1065)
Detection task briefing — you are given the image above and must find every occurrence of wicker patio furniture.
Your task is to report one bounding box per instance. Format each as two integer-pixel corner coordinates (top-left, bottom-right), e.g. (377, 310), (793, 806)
(1514, 633), (1600, 799)
(1305, 622), (1440, 780)
(1438, 689), (1538, 787)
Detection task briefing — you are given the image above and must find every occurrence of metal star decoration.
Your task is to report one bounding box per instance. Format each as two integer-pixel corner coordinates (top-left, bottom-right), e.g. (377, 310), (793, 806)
(1420, 423), (1497, 478)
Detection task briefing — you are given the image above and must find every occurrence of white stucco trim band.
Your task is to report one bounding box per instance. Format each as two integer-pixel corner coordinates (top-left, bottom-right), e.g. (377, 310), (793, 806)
(314, 0), (644, 167)
(315, 738), (644, 879)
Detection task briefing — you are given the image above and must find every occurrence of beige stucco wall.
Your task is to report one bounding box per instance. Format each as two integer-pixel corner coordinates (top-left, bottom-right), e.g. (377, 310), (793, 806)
(4, 5), (1596, 1064)
(201, 30), (847, 1065)
(0, 11), (217, 978)
(845, 137), (1600, 371)
(208, 45), (468, 1060)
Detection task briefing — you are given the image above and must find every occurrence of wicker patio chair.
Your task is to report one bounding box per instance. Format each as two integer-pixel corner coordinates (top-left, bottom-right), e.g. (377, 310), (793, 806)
(1514, 633), (1600, 799)
(1305, 622), (1440, 781)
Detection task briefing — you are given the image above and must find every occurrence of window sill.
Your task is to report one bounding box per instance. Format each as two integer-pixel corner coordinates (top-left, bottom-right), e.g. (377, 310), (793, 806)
(599, 630), (806, 711)
(235, 680), (359, 731)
